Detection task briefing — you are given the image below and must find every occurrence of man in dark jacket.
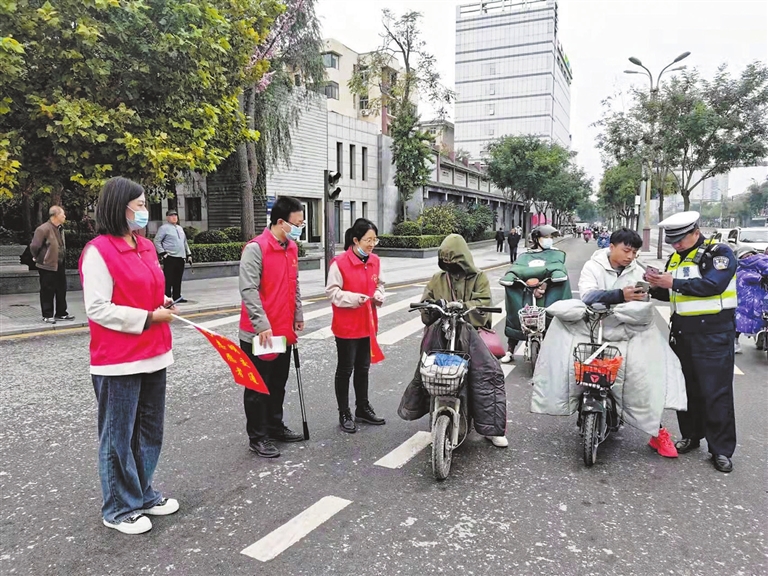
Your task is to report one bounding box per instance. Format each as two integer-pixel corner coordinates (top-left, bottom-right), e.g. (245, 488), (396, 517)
(507, 227), (521, 263)
(495, 227), (505, 252)
(30, 206), (74, 324)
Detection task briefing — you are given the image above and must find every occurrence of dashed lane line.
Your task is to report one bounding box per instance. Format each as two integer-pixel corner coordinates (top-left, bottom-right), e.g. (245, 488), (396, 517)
(240, 496), (352, 562)
(374, 431), (432, 469)
(301, 298), (416, 341)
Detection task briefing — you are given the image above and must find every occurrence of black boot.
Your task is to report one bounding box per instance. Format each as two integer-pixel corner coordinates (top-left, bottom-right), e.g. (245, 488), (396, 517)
(355, 402), (386, 425)
(339, 409), (356, 433)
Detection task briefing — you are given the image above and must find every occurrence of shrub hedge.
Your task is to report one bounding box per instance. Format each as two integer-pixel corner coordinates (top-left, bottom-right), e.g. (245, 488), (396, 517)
(392, 220), (422, 236)
(378, 235), (446, 249)
(183, 226), (200, 242)
(221, 226), (242, 242)
(190, 242), (246, 262)
(194, 229), (229, 244)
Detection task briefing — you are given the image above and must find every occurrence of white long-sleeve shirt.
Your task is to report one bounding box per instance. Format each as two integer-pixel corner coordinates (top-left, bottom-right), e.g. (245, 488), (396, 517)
(81, 244), (174, 376)
(325, 260), (386, 308)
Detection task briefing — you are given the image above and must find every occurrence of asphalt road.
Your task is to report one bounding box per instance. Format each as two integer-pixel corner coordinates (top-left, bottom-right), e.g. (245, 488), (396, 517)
(1, 237), (766, 576)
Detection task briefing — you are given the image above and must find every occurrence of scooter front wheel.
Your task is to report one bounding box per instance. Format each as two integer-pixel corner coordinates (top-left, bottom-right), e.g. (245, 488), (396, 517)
(530, 339), (540, 371)
(432, 414), (453, 480)
(582, 412), (600, 467)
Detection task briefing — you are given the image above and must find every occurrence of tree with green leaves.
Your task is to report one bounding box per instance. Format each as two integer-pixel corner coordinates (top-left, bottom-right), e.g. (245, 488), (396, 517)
(1, 0), (280, 235)
(747, 178), (768, 217)
(235, 0), (325, 239)
(539, 163), (592, 228)
(598, 159), (643, 228)
(484, 135), (572, 235)
(348, 9), (453, 222)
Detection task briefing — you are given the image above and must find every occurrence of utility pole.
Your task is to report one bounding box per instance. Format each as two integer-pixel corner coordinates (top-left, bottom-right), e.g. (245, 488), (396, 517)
(324, 170), (342, 284)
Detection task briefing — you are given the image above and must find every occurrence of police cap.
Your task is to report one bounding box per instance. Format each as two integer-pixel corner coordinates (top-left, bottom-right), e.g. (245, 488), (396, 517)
(658, 211), (699, 244)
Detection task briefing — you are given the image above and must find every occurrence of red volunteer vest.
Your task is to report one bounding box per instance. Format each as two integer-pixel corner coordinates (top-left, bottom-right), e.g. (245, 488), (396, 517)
(79, 235), (172, 366)
(331, 248), (380, 339)
(239, 229), (299, 344)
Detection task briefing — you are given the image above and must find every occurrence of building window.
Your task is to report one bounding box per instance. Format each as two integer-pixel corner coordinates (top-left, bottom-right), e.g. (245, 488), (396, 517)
(322, 52), (339, 69)
(361, 147), (368, 181)
(488, 104), (495, 116)
(186, 197), (202, 221)
(294, 74), (302, 87)
(336, 142), (343, 176)
(489, 127), (495, 136)
(349, 144), (356, 179)
(324, 81), (339, 100)
(167, 196), (178, 212)
(149, 201), (162, 221)
(489, 84), (496, 95)
(362, 201), (368, 219)
(489, 63), (497, 75)
(350, 201), (356, 222)
(359, 95), (369, 110)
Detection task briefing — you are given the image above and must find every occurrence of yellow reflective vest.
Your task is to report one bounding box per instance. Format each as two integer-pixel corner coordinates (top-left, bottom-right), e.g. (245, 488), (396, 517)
(666, 240), (737, 316)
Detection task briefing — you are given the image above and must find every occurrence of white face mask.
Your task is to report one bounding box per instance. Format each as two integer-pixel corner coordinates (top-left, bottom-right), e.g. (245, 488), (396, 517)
(540, 237), (554, 250)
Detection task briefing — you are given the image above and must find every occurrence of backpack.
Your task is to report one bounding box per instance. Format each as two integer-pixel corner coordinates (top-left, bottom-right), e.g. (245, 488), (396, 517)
(20, 244), (38, 270)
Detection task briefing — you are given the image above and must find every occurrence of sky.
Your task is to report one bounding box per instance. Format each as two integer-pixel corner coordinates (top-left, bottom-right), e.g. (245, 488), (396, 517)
(315, 0), (768, 195)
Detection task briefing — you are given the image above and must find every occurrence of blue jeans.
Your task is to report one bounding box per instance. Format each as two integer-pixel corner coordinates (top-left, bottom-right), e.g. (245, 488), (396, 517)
(92, 370), (166, 523)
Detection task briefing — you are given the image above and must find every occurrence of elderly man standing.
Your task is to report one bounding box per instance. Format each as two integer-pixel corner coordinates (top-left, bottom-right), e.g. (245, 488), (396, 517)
(154, 209), (192, 303)
(30, 205), (74, 324)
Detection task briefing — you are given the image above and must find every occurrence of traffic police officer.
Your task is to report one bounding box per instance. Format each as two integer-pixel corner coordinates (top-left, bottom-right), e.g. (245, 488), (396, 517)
(647, 211), (738, 473)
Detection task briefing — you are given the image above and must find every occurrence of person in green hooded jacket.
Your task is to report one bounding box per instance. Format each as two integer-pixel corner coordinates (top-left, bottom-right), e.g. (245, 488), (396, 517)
(399, 234), (508, 448)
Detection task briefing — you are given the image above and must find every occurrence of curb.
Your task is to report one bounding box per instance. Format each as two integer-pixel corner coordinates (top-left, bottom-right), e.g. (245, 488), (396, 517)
(0, 240), (570, 339)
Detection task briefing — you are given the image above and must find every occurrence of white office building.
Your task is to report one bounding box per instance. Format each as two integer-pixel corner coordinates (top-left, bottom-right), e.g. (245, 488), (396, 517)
(454, 0), (573, 161)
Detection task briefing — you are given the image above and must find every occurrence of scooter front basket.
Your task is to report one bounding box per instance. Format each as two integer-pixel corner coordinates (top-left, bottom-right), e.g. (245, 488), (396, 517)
(573, 343), (623, 389)
(420, 351), (470, 397)
(518, 305), (547, 334)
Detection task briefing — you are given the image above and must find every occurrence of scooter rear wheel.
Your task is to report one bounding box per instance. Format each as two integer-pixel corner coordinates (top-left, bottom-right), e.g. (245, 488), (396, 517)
(582, 412), (600, 467)
(530, 339), (540, 371)
(432, 414), (453, 480)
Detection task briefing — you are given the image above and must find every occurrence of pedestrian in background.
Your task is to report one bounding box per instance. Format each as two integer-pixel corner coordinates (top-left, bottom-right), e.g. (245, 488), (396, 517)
(239, 196), (305, 459)
(326, 218), (386, 434)
(30, 206), (74, 324)
(648, 211), (738, 473)
(154, 209), (192, 303)
(495, 227), (505, 252)
(80, 177), (179, 535)
(507, 227), (521, 263)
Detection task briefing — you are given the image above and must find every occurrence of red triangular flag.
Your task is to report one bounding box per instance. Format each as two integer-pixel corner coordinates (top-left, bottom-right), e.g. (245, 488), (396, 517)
(367, 300), (385, 364)
(194, 327), (269, 394)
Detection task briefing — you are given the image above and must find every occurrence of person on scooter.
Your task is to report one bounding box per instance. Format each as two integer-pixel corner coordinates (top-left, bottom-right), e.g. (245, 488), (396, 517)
(398, 234), (508, 448)
(577, 227), (678, 458)
(499, 224), (572, 363)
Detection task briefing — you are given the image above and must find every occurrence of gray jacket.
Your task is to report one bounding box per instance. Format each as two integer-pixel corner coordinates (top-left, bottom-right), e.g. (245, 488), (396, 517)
(154, 223), (191, 258)
(239, 241), (303, 343)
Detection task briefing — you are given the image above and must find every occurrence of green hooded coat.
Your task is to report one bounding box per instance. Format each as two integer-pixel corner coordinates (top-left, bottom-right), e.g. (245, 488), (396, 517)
(421, 234), (492, 329)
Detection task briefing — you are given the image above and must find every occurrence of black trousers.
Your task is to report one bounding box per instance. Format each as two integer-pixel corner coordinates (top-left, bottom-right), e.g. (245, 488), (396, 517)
(671, 327), (737, 457)
(509, 246), (518, 263)
(334, 337), (371, 411)
(38, 266), (68, 318)
(496, 240), (504, 252)
(163, 256), (186, 300)
(240, 340), (292, 442)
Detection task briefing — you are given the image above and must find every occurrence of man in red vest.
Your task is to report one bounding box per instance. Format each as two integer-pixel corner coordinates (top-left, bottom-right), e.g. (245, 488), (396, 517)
(239, 196), (306, 458)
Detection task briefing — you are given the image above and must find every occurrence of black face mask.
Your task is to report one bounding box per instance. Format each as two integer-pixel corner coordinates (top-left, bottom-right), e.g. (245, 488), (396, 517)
(440, 262), (464, 275)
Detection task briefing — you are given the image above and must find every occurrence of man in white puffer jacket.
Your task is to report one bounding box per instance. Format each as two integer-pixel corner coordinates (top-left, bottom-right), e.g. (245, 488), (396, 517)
(576, 228), (680, 458)
(579, 228), (648, 306)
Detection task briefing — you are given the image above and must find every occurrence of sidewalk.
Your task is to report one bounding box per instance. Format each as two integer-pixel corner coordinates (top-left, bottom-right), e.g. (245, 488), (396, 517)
(0, 243), (525, 337)
(636, 243), (674, 271)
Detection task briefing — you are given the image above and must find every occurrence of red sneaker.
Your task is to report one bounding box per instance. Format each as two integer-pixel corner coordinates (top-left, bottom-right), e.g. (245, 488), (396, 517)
(649, 428), (678, 458)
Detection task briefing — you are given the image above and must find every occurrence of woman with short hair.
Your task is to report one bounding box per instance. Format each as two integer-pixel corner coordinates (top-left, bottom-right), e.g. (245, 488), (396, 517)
(80, 176), (178, 534)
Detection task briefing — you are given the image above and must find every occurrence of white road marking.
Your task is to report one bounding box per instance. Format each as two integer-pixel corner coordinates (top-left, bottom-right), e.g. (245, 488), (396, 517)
(514, 341), (526, 356)
(374, 431), (432, 469)
(240, 496), (352, 562)
(301, 298), (416, 341)
(734, 365), (744, 376)
(655, 305), (671, 323)
(501, 364), (516, 379)
(194, 304), (333, 330)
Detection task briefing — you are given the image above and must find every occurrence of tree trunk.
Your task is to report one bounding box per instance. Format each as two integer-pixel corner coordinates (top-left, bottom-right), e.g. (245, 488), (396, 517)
(238, 92), (255, 241)
(683, 192), (690, 211)
(21, 191), (32, 239)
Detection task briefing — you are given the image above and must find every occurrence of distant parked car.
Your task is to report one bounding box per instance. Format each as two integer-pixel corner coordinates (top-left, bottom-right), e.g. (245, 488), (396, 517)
(711, 228), (732, 242)
(726, 227), (768, 256)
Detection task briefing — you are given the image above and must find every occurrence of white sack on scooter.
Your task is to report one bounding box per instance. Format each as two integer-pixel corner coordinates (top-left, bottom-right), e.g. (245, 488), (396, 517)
(531, 299), (687, 436)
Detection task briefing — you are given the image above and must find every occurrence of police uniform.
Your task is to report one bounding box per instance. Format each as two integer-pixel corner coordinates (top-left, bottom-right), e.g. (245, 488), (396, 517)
(652, 211), (737, 472)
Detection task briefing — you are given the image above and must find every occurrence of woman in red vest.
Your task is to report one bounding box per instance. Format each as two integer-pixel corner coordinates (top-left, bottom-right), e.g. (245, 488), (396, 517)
(326, 218), (386, 433)
(79, 177), (178, 535)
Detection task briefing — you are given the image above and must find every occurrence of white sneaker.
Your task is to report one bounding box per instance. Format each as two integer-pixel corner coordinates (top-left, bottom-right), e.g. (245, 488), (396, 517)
(500, 352), (514, 364)
(103, 513), (152, 535)
(142, 497), (179, 516)
(734, 340), (742, 354)
(486, 435), (509, 448)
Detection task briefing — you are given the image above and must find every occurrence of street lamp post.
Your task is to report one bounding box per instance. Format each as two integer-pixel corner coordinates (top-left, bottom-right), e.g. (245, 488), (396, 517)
(624, 51), (690, 252)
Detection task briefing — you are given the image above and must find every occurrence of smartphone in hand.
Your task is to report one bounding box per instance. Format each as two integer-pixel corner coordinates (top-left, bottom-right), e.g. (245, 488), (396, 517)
(165, 297), (184, 309)
(646, 266), (660, 276)
(635, 280), (650, 293)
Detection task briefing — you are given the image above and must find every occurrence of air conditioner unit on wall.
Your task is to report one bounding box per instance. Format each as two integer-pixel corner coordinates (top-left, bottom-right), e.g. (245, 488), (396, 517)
(361, 109), (370, 117)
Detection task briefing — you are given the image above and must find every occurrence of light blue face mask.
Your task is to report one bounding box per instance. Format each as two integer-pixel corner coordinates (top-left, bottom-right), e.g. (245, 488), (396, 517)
(539, 237), (554, 250)
(286, 223), (303, 241)
(127, 206), (149, 230)
(355, 246), (368, 258)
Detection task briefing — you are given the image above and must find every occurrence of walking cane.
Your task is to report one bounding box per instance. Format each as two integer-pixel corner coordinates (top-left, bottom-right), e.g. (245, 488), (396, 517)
(292, 344), (310, 440)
